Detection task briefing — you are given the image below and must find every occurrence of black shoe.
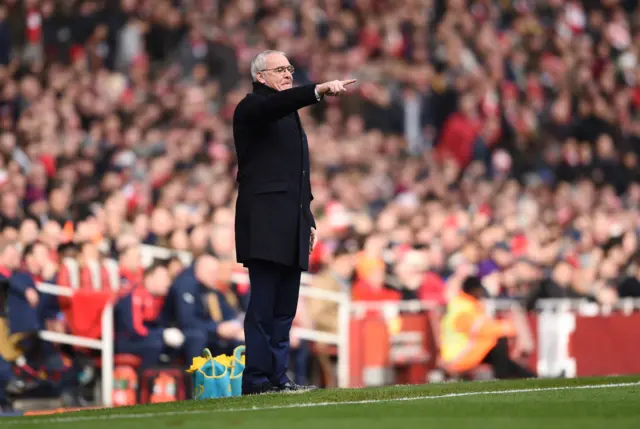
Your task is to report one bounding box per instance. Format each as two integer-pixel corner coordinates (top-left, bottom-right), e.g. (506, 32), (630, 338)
(242, 382), (279, 396)
(277, 381), (318, 393)
(5, 376), (41, 397)
(0, 398), (14, 413)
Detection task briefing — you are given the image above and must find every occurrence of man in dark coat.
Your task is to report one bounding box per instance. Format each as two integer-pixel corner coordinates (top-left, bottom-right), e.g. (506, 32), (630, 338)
(233, 50), (355, 394)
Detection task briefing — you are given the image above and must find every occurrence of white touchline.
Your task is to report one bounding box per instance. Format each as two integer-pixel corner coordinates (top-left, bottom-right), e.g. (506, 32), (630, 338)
(2, 381), (639, 426)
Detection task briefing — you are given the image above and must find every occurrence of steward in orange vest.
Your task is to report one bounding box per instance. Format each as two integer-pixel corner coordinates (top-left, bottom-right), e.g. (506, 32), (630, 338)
(440, 276), (536, 379)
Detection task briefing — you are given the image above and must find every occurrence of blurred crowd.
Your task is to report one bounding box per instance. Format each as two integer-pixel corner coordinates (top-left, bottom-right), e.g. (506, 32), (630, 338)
(1, 0), (640, 406)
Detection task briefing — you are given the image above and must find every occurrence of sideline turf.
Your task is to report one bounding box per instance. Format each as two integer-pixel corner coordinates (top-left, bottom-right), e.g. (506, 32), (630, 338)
(2, 376), (639, 429)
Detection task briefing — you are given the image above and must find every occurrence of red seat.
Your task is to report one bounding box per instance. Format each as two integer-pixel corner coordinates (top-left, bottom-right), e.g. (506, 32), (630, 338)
(95, 353), (142, 368)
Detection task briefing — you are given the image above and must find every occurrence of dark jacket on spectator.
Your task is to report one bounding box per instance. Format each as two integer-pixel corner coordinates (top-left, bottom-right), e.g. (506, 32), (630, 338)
(232, 82), (318, 270)
(618, 276), (640, 298)
(525, 278), (588, 311)
(7, 271), (40, 334)
(166, 266), (239, 338)
(114, 284), (166, 342)
(0, 266), (10, 318)
(0, 17), (10, 65)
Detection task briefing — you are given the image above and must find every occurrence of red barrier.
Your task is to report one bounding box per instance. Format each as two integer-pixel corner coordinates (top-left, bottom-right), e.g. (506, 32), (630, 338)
(390, 314), (431, 385)
(349, 313), (431, 387)
(348, 309), (640, 386)
(568, 313), (640, 376)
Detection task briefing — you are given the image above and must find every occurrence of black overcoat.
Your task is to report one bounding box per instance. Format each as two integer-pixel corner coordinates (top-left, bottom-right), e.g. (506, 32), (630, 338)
(232, 82), (319, 271)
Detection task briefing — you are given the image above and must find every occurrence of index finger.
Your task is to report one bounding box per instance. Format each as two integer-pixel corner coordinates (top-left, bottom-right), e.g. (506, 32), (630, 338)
(341, 79), (357, 86)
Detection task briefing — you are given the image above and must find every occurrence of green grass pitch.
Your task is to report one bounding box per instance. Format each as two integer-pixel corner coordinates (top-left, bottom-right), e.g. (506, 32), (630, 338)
(3, 376), (639, 429)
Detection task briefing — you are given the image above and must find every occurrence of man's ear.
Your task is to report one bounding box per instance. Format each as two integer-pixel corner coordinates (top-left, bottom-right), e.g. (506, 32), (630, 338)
(256, 73), (266, 85)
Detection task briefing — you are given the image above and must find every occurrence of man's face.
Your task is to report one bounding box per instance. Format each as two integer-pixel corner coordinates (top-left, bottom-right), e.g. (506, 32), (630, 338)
(334, 253), (356, 277)
(1, 192), (18, 218)
(146, 266), (171, 296)
(19, 219), (39, 245)
(40, 222), (62, 249)
(27, 243), (49, 274)
(50, 189), (70, 213)
(257, 53), (293, 91)
(1, 245), (20, 270)
(151, 208), (173, 236)
(121, 245), (141, 269)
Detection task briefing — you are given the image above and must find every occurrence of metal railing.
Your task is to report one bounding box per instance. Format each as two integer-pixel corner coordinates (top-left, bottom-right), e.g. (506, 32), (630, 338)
(34, 282), (114, 407)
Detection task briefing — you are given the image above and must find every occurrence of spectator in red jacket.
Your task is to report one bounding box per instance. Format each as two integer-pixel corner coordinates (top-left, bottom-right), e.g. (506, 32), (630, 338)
(436, 94), (482, 169)
(353, 256), (401, 302)
(77, 241), (111, 293)
(114, 260), (184, 368)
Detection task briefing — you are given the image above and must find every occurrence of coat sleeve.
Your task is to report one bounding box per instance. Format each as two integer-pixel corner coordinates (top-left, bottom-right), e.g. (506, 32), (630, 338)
(454, 310), (515, 339)
(235, 84), (320, 125)
(308, 209), (316, 228)
(174, 282), (218, 336)
(9, 272), (34, 297)
(114, 293), (144, 341)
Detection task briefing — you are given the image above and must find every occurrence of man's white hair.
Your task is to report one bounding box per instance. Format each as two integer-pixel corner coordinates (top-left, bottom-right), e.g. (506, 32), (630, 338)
(250, 50), (286, 82)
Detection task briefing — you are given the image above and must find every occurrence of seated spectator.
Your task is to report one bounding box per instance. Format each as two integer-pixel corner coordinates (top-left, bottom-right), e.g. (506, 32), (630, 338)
(40, 221), (63, 263)
(57, 240), (112, 293)
(440, 276), (536, 380)
(618, 256), (640, 298)
(215, 257), (250, 313)
(395, 249), (445, 303)
(3, 242), (72, 397)
(309, 240), (358, 334)
(166, 254), (244, 362)
(6, 243), (46, 345)
(525, 259), (589, 310)
(77, 241), (112, 292)
(113, 260), (183, 368)
(352, 255), (401, 302)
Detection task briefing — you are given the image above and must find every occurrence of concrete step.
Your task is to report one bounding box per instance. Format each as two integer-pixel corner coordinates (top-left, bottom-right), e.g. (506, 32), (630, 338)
(11, 397), (64, 411)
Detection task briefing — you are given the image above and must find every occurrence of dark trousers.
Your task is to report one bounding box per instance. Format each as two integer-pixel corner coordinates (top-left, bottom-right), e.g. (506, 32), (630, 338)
(115, 329), (165, 369)
(0, 355), (12, 403)
(482, 337), (536, 379)
(182, 329), (243, 362)
(182, 329), (206, 363)
(243, 259), (301, 388)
